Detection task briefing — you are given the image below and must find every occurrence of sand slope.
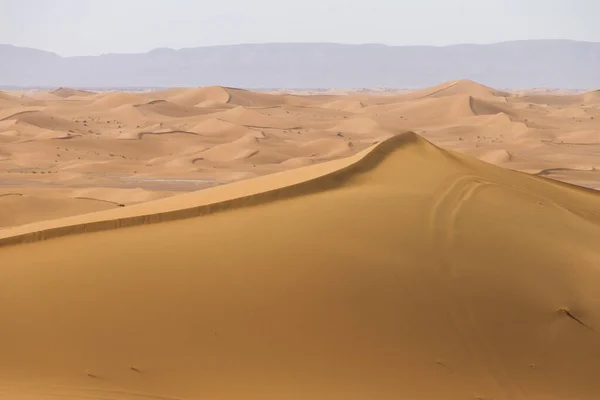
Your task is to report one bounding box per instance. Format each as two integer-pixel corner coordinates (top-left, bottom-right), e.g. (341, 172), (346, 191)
(0, 133), (600, 400)
(406, 79), (510, 100)
(51, 87), (97, 98)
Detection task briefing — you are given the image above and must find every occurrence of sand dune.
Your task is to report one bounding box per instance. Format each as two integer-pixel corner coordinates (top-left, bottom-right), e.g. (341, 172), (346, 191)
(468, 96), (514, 116)
(133, 99), (213, 118)
(51, 87), (97, 98)
(0, 80), (599, 229)
(190, 117), (256, 136)
(165, 86), (232, 106)
(583, 90), (600, 105)
(328, 116), (384, 134)
(91, 92), (150, 108)
(0, 91), (21, 104)
(218, 106), (300, 129)
(0, 193), (116, 227)
(226, 87), (287, 107)
(279, 156), (315, 167)
(554, 129), (600, 144)
(479, 148), (513, 164)
(1, 80), (600, 400)
(1, 110), (82, 132)
(0, 133), (599, 400)
(407, 79), (510, 100)
(319, 99), (366, 111)
(368, 95), (509, 124)
(198, 138), (260, 163)
(522, 89), (600, 108)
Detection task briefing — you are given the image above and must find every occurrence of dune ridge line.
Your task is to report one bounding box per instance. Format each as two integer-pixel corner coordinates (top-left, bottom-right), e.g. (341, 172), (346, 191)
(0, 131), (417, 248)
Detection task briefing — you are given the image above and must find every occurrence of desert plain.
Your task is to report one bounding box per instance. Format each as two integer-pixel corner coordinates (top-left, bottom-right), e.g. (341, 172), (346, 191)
(0, 80), (599, 399)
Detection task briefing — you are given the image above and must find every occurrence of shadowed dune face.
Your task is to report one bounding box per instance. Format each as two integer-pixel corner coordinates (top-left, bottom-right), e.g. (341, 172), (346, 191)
(1, 80), (600, 228)
(0, 133), (599, 400)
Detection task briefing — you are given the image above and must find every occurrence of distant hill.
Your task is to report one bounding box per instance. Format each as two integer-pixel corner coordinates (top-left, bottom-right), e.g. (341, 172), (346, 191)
(1, 40), (599, 89)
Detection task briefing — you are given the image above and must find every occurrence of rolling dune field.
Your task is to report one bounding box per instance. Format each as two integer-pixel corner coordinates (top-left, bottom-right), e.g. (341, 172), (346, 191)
(0, 81), (599, 399)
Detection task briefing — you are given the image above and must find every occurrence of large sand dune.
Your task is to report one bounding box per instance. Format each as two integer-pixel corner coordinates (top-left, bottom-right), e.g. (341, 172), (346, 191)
(0, 132), (599, 400)
(1, 80), (600, 398)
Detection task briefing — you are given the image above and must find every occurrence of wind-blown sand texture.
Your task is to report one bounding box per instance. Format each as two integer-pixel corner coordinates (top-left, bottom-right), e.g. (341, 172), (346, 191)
(0, 81), (600, 399)
(1, 80), (600, 228)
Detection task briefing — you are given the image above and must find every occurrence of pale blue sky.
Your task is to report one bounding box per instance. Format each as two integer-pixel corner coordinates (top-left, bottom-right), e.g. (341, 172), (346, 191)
(0, 0), (597, 56)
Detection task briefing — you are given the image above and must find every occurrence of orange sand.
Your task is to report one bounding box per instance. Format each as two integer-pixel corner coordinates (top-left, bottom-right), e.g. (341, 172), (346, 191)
(0, 82), (600, 399)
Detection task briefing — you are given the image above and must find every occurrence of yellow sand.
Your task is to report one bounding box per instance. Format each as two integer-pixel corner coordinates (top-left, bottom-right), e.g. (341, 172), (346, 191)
(1, 82), (600, 399)
(2, 81), (599, 228)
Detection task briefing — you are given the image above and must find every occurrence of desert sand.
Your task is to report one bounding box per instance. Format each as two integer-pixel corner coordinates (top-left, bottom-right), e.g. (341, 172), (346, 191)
(1, 80), (599, 227)
(0, 81), (600, 399)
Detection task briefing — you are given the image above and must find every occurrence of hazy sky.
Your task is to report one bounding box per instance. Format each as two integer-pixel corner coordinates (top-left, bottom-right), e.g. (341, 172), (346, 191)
(0, 0), (597, 56)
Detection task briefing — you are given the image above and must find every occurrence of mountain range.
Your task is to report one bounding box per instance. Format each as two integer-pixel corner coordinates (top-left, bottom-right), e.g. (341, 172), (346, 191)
(1, 40), (599, 89)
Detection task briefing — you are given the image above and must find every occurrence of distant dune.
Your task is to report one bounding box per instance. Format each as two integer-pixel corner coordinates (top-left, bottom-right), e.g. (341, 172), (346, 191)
(407, 79), (510, 100)
(133, 99), (211, 118)
(165, 86), (232, 106)
(0, 79), (599, 229)
(50, 87), (96, 98)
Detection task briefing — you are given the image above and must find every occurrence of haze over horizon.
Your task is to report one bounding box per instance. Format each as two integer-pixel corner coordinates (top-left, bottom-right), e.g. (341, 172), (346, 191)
(3, 40), (600, 88)
(1, 0), (598, 56)
(5, 38), (600, 57)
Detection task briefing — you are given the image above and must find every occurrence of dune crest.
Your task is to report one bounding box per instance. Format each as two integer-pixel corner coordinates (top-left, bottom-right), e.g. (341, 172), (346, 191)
(480, 148), (513, 164)
(1, 110), (82, 133)
(91, 92), (149, 108)
(133, 99), (211, 118)
(408, 79), (510, 100)
(167, 86), (232, 106)
(583, 89), (600, 105)
(51, 87), (97, 98)
(0, 133), (419, 246)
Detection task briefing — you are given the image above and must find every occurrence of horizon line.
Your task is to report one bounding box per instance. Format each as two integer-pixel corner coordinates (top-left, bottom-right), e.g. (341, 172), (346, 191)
(2, 38), (597, 58)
